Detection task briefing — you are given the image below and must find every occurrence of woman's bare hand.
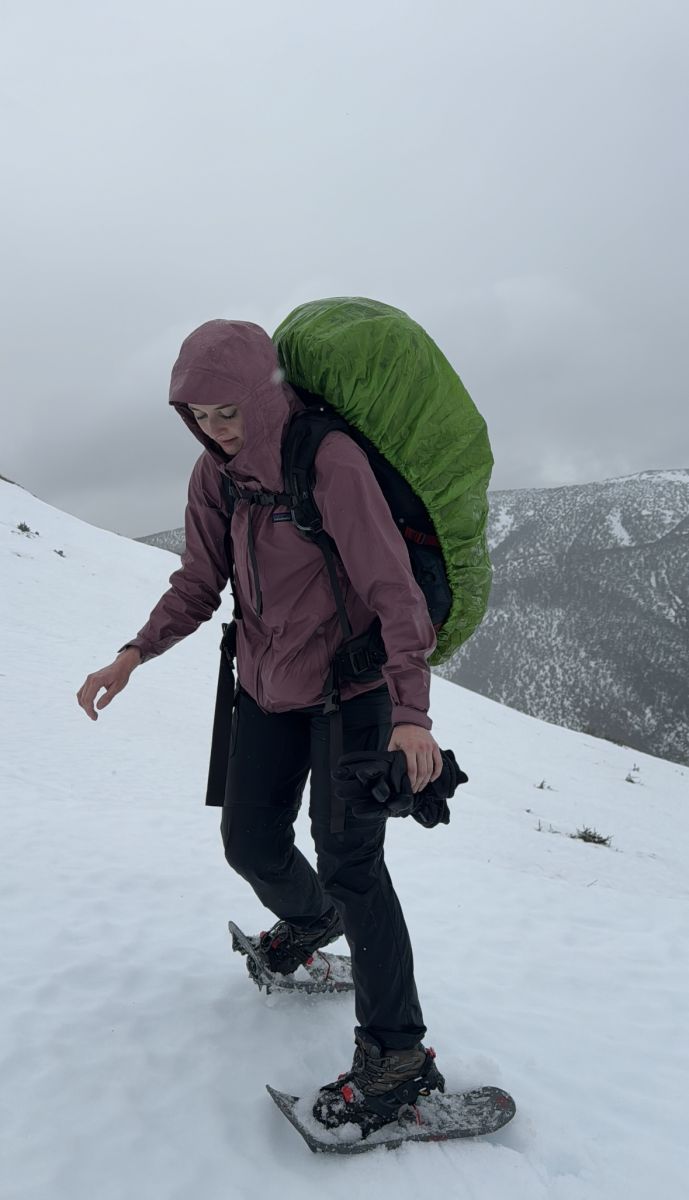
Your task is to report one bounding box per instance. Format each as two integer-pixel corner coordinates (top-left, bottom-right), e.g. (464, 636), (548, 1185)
(76, 647), (141, 721)
(387, 724), (443, 793)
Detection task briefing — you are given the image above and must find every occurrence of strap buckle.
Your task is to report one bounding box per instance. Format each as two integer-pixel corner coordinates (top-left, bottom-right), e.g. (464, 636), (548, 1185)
(346, 647), (372, 676)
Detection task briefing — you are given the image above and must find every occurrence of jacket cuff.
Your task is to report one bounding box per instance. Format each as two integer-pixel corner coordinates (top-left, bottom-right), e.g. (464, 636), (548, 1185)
(391, 705), (433, 731)
(117, 638), (156, 664)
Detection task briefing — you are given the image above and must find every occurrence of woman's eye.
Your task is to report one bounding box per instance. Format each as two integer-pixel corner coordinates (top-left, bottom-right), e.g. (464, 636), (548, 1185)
(192, 410), (235, 421)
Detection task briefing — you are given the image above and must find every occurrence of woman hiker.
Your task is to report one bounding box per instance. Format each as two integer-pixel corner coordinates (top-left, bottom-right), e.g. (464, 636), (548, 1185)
(76, 319), (457, 1135)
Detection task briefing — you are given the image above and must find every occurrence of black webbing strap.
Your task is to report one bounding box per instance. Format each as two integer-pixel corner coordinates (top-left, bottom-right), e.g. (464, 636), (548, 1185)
(329, 707), (345, 833)
(225, 478), (292, 509)
(322, 656), (346, 834)
(313, 531), (352, 641)
(204, 505), (242, 806)
(310, 533), (351, 834)
(205, 621), (237, 807)
(321, 634), (387, 835)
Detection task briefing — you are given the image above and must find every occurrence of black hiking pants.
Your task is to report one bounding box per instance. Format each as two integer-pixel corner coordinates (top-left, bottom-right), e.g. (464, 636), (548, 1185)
(220, 682), (426, 1050)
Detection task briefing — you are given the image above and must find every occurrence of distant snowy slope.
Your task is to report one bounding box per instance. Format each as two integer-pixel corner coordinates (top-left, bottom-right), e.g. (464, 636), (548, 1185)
(441, 469), (689, 765)
(1, 479), (687, 1200)
(136, 525), (186, 555)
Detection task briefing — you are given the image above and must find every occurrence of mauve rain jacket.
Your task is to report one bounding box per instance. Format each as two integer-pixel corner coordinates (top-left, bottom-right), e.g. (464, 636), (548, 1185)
(123, 320), (436, 729)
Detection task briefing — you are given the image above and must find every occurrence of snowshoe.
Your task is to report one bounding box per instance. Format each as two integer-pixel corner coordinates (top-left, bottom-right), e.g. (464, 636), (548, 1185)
(228, 913), (354, 995)
(267, 1083), (516, 1154)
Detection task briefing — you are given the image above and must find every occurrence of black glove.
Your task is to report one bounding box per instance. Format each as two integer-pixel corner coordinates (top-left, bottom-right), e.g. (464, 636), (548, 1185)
(331, 748), (467, 827)
(412, 749), (468, 828)
(331, 751), (415, 820)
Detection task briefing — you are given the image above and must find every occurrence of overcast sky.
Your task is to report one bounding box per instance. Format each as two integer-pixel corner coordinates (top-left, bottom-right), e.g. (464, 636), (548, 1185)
(2, 0), (687, 537)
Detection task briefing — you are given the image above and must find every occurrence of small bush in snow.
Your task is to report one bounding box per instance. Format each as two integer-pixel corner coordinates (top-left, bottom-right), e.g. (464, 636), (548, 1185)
(14, 522), (40, 539)
(571, 827), (612, 847)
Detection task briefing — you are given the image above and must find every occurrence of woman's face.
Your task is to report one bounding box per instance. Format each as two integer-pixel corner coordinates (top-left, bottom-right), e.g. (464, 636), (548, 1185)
(188, 402), (245, 454)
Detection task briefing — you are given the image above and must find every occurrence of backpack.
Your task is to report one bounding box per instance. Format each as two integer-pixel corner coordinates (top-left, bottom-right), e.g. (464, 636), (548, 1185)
(272, 296), (494, 666)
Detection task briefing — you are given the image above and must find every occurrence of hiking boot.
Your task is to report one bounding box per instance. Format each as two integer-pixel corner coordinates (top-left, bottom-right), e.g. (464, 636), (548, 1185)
(256, 906), (343, 975)
(313, 1027), (445, 1136)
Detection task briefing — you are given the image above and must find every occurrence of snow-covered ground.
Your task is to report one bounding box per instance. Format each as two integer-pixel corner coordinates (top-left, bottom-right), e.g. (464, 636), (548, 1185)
(1, 478), (687, 1199)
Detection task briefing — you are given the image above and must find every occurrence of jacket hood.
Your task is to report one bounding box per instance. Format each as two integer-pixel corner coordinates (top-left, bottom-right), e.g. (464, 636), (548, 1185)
(169, 319), (303, 492)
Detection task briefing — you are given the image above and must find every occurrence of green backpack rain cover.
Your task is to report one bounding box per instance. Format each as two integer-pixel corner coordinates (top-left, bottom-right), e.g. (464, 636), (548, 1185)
(273, 296), (493, 665)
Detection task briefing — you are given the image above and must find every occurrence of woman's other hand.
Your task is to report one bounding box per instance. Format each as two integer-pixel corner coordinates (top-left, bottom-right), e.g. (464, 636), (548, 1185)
(76, 647), (141, 721)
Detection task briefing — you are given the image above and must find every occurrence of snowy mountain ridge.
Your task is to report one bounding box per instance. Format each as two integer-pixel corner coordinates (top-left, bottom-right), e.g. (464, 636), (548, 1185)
(486, 468), (689, 555)
(1, 478), (687, 1199)
(441, 468), (689, 765)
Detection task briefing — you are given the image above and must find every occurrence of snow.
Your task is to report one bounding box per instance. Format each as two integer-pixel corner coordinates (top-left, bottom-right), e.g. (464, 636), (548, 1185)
(602, 468), (689, 486)
(607, 508), (632, 546)
(652, 470), (689, 484)
(486, 504), (515, 550)
(1, 478), (688, 1199)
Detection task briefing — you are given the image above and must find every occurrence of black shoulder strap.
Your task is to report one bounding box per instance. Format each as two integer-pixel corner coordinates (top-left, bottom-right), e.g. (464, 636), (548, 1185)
(282, 408), (350, 534)
(282, 408), (354, 641)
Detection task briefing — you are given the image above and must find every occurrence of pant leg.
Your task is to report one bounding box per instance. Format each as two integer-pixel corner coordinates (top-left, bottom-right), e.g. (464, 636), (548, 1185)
(309, 684), (426, 1050)
(220, 688), (331, 928)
